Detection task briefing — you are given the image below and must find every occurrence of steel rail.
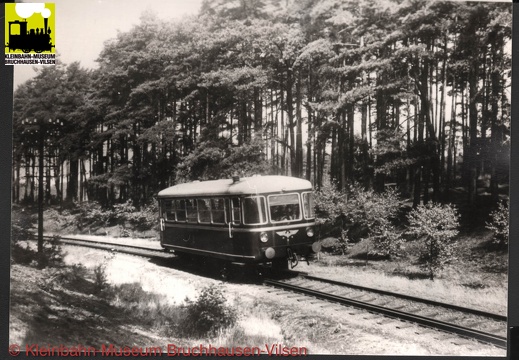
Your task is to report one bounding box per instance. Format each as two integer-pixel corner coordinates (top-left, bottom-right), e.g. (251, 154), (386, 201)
(301, 274), (507, 322)
(39, 235), (171, 260)
(264, 279), (507, 349)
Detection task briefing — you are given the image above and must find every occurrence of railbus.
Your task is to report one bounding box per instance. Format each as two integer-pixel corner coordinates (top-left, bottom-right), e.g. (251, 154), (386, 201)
(157, 175), (321, 272)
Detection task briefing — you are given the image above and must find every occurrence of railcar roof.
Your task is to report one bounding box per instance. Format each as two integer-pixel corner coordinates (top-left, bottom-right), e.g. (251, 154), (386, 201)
(158, 175), (313, 197)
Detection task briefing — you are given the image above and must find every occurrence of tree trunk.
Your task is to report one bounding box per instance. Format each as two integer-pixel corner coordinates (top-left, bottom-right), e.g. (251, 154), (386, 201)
(295, 71), (303, 177)
(67, 158), (79, 202)
(467, 64), (479, 205)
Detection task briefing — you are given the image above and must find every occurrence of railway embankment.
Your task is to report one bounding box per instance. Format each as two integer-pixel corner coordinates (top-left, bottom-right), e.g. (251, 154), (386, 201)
(9, 237), (506, 356)
(9, 204), (508, 355)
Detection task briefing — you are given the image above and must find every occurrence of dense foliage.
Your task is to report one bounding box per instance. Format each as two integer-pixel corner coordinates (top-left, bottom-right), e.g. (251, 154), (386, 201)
(314, 184), (403, 256)
(12, 0), (511, 213)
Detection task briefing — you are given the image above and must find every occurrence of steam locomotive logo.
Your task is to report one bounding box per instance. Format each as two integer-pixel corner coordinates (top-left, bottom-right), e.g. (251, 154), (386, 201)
(4, 3), (55, 54)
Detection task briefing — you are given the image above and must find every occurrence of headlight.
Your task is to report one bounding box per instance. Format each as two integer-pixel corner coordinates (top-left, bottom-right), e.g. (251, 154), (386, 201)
(306, 227), (314, 237)
(265, 247), (275, 259)
(260, 231), (269, 243)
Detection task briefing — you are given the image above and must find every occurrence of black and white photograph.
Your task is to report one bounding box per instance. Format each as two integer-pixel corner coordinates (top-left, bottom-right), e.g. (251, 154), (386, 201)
(7, 0), (512, 357)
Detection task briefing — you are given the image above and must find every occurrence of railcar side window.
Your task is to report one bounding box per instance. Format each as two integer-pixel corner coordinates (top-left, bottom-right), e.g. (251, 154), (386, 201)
(175, 199), (186, 222)
(197, 199), (211, 223)
(243, 196), (267, 225)
(211, 198), (226, 224)
(302, 192), (315, 219)
(230, 198), (241, 225)
(268, 194), (301, 222)
(186, 199), (198, 223)
(163, 200), (175, 221)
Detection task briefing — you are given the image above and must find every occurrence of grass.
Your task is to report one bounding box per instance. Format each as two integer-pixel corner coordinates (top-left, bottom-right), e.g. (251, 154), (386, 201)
(310, 226), (508, 315)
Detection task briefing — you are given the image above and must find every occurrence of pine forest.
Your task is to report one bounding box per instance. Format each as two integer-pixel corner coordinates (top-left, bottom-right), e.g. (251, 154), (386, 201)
(12, 0), (511, 218)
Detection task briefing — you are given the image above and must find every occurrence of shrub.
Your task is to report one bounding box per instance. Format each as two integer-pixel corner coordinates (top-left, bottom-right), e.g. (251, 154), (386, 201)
(93, 264), (109, 294)
(127, 202), (158, 231)
(343, 186), (402, 237)
(486, 201), (509, 247)
(44, 208), (77, 231)
(37, 235), (65, 269)
(345, 187), (403, 257)
(113, 201), (136, 223)
(369, 222), (404, 258)
(11, 241), (37, 265)
(109, 282), (187, 336)
(71, 200), (158, 232)
(76, 201), (112, 228)
(11, 208), (34, 242)
(184, 284), (237, 337)
(314, 182), (346, 224)
(11, 235), (64, 269)
(332, 230), (349, 255)
(39, 264), (88, 292)
(407, 203), (460, 280)
(314, 183), (404, 257)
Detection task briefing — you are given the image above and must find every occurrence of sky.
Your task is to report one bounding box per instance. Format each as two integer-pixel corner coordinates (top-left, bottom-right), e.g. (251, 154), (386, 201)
(13, 0), (204, 88)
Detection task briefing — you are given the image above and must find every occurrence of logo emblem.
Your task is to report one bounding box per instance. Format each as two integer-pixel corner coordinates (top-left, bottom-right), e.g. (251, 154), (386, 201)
(5, 3), (56, 65)
(276, 229), (299, 243)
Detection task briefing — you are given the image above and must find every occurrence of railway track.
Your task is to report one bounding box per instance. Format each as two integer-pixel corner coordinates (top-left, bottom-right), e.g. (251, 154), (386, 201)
(37, 234), (507, 349)
(264, 277), (507, 349)
(39, 234), (173, 260)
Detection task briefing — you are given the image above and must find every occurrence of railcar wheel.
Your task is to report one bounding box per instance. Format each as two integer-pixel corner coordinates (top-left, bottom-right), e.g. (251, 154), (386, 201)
(23, 49), (31, 53)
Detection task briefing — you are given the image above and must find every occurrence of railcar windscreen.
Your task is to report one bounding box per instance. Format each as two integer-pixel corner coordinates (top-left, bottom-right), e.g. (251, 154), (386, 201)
(268, 194), (301, 222)
(302, 192), (315, 219)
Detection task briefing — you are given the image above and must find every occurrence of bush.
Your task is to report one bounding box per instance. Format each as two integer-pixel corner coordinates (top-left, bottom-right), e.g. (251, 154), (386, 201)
(486, 201), (509, 247)
(11, 235), (64, 269)
(53, 264), (88, 286)
(314, 183), (403, 257)
(72, 200), (158, 232)
(345, 187), (403, 257)
(370, 222), (404, 258)
(314, 182), (346, 224)
(93, 264), (109, 294)
(37, 235), (65, 268)
(11, 208), (34, 242)
(107, 283), (238, 338)
(184, 284), (237, 337)
(44, 207), (77, 231)
(127, 202), (158, 231)
(332, 230), (349, 255)
(407, 203), (460, 280)
(76, 201), (112, 228)
(11, 241), (37, 265)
